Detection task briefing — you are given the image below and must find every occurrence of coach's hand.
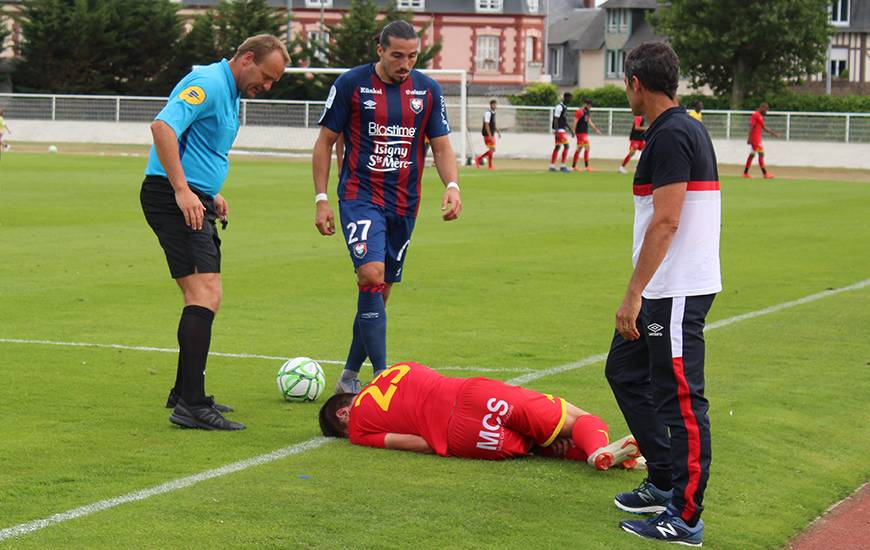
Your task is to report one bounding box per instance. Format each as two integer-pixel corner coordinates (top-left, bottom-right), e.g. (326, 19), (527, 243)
(176, 187), (206, 231)
(615, 292), (642, 341)
(441, 187), (462, 221)
(315, 202), (336, 236)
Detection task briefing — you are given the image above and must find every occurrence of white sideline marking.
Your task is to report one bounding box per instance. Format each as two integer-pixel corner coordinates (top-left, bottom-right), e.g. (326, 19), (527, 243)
(507, 278), (870, 386)
(0, 438), (332, 542)
(1, 278), (867, 541)
(0, 339), (533, 373)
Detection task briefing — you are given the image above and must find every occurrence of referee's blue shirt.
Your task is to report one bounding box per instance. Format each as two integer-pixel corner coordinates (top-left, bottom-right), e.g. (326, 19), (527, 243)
(145, 59), (240, 198)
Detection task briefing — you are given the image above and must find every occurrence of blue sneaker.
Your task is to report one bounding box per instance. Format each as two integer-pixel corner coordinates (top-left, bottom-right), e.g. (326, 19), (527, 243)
(559, 166), (571, 173)
(620, 507), (704, 547)
(548, 166), (557, 172)
(615, 478), (672, 514)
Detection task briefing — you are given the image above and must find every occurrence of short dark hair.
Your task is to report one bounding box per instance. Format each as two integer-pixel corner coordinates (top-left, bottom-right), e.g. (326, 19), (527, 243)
(694, 100), (703, 111)
(319, 393), (355, 438)
(379, 20), (417, 48)
(490, 99), (497, 106)
(624, 42), (679, 100)
(563, 92), (573, 102)
(584, 98), (593, 105)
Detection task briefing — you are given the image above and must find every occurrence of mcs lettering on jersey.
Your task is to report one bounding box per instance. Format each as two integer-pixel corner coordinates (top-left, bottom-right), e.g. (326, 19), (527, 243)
(476, 397), (511, 451)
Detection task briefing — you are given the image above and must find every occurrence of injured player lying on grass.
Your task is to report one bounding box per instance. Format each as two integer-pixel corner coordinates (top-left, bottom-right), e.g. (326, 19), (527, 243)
(319, 362), (643, 470)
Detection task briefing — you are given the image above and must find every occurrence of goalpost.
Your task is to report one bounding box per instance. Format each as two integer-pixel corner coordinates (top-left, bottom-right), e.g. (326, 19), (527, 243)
(236, 67), (468, 162)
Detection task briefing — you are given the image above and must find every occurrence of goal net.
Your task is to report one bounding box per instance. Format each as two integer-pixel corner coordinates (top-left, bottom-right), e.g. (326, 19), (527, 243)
(235, 67), (469, 161)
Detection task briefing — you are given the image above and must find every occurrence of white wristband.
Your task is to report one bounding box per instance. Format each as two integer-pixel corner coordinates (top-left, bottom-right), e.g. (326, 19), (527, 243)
(315, 193), (329, 204)
(446, 182), (460, 191)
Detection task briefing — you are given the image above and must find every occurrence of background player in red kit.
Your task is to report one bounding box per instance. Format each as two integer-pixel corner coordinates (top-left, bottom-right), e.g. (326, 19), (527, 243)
(619, 115), (646, 173)
(475, 99), (500, 170)
(572, 99), (602, 172)
(549, 92), (573, 173)
(319, 362), (642, 470)
(743, 101), (779, 179)
(312, 21), (462, 394)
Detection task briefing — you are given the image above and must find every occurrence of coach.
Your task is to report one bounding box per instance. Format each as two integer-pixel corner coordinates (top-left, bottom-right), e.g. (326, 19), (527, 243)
(140, 35), (288, 431)
(603, 43), (721, 546)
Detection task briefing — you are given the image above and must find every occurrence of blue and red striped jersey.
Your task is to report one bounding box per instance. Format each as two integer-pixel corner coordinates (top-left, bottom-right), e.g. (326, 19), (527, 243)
(318, 63), (450, 218)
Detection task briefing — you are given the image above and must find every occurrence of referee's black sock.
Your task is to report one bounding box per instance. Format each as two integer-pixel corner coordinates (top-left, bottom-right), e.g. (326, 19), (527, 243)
(177, 305), (215, 406)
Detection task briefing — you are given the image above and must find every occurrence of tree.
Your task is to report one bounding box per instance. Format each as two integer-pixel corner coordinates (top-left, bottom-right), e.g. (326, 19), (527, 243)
(13, 0), (180, 95)
(0, 12), (10, 53)
(651, 0), (833, 107)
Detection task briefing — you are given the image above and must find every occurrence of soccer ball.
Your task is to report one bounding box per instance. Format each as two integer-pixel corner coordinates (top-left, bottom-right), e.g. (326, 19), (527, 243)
(276, 357), (325, 402)
(48, 145), (58, 154)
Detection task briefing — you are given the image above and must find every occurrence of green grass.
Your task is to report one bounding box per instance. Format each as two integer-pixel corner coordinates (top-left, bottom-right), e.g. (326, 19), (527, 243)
(0, 152), (868, 549)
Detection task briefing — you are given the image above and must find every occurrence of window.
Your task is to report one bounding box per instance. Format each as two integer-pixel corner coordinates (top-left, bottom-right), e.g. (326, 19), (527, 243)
(305, 0), (333, 7)
(607, 9), (629, 33)
(308, 30), (330, 63)
(397, 0), (425, 10)
(476, 0), (503, 13)
(606, 49), (625, 78)
(831, 0), (849, 25)
(476, 35), (500, 72)
(548, 46), (563, 79)
(527, 0), (539, 12)
(830, 47), (849, 77)
(526, 36), (537, 63)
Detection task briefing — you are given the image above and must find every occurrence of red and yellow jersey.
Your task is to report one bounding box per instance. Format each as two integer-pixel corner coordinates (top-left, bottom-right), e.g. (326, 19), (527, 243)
(749, 111), (764, 144)
(348, 362), (465, 456)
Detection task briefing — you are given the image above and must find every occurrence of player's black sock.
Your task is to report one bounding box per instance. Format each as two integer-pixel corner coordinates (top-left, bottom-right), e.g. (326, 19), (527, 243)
(357, 283), (387, 373)
(172, 354), (183, 395)
(177, 305), (214, 406)
(343, 316), (367, 376)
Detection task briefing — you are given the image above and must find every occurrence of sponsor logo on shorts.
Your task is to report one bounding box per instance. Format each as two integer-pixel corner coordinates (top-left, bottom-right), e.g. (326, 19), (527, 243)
(647, 323), (664, 337)
(353, 242), (367, 259)
(178, 86), (206, 105)
(476, 397), (511, 451)
(409, 98), (423, 114)
(405, 89), (427, 96)
(360, 87), (383, 95)
(363, 99), (377, 110)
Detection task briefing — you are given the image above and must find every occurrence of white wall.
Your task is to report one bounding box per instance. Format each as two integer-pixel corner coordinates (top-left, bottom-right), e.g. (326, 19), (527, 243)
(8, 119), (870, 170)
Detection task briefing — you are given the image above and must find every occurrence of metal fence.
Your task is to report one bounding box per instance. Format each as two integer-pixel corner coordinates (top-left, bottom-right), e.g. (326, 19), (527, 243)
(2, 93), (869, 144)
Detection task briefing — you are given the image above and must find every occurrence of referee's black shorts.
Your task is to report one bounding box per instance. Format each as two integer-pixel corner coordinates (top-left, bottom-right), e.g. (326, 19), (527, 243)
(140, 176), (221, 279)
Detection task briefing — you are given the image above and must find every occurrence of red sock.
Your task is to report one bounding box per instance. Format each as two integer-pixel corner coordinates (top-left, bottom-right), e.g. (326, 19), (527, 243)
(759, 154), (767, 174)
(572, 150), (580, 167)
(571, 414), (609, 461)
(584, 149), (590, 167)
(486, 151), (493, 167)
(622, 153), (632, 167)
(550, 148), (559, 164)
(744, 155), (753, 172)
(560, 147), (568, 164)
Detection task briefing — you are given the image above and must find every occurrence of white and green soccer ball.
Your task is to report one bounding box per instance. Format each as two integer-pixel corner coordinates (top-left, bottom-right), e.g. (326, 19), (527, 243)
(276, 357), (325, 402)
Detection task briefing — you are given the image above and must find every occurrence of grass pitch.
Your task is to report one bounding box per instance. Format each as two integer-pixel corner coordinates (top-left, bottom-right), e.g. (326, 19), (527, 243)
(1, 152), (869, 549)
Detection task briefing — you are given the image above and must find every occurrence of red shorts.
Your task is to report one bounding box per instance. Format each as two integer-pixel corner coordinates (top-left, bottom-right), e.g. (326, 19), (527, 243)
(554, 130), (569, 145)
(483, 135), (496, 149)
(630, 140), (646, 151)
(447, 378), (567, 460)
(576, 133), (590, 146)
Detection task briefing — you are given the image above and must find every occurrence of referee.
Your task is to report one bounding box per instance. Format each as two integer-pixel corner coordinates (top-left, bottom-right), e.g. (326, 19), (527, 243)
(603, 43), (721, 545)
(140, 35), (289, 430)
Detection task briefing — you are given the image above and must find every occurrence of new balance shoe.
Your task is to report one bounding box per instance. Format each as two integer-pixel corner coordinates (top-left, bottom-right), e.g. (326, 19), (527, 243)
(560, 166), (571, 173)
(620, 507), (704, 547)
(334, 377), (362, 395)
(615, 478), (672, 514)
(170, 399), (245, 430)
(166, 389), (233, 413)
(586, 435), (640, 471)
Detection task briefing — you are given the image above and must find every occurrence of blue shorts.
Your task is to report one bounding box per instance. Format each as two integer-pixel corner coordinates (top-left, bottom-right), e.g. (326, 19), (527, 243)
(338, 200), (416, 283)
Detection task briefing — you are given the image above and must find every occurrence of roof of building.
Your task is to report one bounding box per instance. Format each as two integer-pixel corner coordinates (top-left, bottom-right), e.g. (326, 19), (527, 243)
(622, 19), (666, 50)
(548, 8), (604, 50)
(845, 0), (870, 32)
(600, 0), (659, 9)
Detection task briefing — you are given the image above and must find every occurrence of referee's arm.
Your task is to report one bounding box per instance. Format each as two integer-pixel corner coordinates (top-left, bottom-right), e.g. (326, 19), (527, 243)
(150, 120), (206, 231)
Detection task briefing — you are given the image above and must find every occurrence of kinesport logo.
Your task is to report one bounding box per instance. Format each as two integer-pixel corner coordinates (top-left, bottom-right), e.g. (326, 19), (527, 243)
(178, 86), (206, 105)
